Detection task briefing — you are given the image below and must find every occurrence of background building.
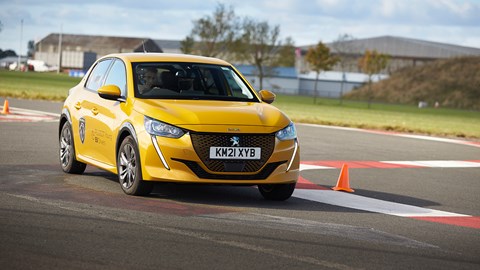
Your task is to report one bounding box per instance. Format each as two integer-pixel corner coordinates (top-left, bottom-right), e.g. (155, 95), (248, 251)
(297, 36), (480, 74)
(32, 33), (480, 97)
(34, 33), (180, 71)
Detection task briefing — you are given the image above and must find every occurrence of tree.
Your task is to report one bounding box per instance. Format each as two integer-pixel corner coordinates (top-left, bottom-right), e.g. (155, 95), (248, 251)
(182, 5), (294, 90)
(235, 18), (293, 90)
(330, 34), (357, 104)
(180, 36), (194, 54)
(275, 37), (296, 67)
(0, 49), (17, 59)
(182, 3), (238, 58)
(358, 49), (389, 108)
(27, 40), (35, 57)
(305, 41), (339, 104)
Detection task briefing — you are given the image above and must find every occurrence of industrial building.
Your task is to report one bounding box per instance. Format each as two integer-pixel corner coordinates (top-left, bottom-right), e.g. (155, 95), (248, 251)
(32, 33), (480, 97)
(298, 35), (480, 74)
(34, 33), (181, 71)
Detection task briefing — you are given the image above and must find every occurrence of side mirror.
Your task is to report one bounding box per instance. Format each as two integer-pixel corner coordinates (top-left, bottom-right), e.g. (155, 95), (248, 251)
(98, 85), (123, 101)
(259, 90), (276, 104)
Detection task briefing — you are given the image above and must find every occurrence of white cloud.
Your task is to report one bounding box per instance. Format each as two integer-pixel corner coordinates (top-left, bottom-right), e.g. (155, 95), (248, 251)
(1, 0), (479, 54)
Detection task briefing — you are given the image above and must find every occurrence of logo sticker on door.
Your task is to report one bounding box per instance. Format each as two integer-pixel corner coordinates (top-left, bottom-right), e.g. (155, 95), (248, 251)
(79, 118), (86, 144)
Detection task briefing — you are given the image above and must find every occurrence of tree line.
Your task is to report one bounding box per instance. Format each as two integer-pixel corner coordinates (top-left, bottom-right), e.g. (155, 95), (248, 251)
(1, 9), (389, 103)
(181, 4), (389, 99)
(180, 4), (295, 90)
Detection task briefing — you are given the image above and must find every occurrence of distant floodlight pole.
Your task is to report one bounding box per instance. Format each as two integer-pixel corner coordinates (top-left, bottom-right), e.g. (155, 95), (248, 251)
(57, 24), (63, 74)
(17, 19), (23, 71)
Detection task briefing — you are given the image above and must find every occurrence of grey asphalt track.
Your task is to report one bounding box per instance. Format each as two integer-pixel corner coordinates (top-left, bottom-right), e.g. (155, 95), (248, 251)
(1, 98), (479, 270)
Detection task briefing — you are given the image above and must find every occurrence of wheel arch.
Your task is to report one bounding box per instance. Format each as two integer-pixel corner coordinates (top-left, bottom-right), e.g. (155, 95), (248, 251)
(59, 108), (72, 138)
(116, 121), (138, 159)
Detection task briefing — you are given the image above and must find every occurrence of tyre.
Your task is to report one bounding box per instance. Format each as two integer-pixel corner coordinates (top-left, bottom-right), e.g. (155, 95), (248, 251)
(59, 121), (86, 174)
(258, 183), (296, 201)
(117, 135), (153, 196)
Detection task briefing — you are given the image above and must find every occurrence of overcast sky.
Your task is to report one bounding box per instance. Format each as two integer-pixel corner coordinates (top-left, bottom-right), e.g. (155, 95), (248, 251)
(1, 0), (479, 55)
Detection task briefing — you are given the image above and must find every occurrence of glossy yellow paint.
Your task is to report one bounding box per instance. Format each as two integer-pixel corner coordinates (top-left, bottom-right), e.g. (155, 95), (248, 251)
(139, 132), (299, 184)
(63, 53), (299, 184)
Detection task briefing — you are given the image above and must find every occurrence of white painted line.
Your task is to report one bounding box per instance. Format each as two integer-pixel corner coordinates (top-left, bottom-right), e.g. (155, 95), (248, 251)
(297, 161), (476, 218)
(383, 160), (480, 168)
(298, 123), (480, 148)
(299, 164), (333, 171)
(0, 106), (60, 122)
(301, 160), (480, 169)
(7, 107), (60, 117)
(397, 134), (476, 145)
(293, 189), (469, 218)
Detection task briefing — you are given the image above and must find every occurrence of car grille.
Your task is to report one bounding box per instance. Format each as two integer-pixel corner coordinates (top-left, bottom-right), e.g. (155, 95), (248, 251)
(172, 159), (286, 180)
(190, 132), (275, 173)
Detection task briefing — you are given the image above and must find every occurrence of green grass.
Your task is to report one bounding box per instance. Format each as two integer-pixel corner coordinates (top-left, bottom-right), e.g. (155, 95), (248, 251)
(1, 70), (479, 139)
(274, 95), (480, 139)
(0, 70), (81, 100)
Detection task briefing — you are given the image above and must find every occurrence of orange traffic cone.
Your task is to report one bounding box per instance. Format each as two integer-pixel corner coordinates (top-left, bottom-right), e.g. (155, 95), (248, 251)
(1, 99), (10, 115)
(332, 163), (354, 192)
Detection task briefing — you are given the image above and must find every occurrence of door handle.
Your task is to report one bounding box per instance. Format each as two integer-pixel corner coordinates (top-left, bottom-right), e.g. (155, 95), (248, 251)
(74, 102), (81, 110)
(91, 107), (99, 115)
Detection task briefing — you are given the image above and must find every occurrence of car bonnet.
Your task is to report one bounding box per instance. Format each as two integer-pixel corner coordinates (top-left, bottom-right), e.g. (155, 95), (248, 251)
(134, 99), (290, 132)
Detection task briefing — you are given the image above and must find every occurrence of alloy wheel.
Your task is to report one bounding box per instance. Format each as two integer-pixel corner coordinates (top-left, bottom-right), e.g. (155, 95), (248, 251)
(119, 143), (136, 189)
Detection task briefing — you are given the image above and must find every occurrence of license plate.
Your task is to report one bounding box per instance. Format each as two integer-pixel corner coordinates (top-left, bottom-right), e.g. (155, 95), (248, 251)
(209, 147), (261, 160)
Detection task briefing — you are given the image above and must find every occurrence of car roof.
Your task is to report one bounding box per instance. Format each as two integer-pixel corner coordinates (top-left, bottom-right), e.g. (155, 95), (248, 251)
(102, 53), (231, 66)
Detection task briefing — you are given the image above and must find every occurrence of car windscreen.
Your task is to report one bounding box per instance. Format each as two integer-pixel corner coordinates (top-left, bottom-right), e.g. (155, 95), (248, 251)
(133, 62), (259, 102)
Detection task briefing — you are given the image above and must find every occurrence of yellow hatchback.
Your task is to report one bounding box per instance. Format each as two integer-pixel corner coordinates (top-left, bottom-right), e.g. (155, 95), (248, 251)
(59, 53), (299, 200)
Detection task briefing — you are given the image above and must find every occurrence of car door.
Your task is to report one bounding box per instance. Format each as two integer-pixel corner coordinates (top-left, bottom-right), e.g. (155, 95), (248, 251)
(88, 58), (128, 167)
(73, 58), (113, 163)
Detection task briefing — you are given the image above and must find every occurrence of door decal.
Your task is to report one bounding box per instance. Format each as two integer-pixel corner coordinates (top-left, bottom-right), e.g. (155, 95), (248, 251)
(79, 118), (86, 144)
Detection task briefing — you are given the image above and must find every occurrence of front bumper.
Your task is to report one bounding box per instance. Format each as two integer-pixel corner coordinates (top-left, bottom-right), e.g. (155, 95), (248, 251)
(138, 130), (299, 185)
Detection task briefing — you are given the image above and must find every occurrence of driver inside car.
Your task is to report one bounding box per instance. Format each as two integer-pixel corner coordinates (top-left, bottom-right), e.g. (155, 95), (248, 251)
(138, 67), (158, 95)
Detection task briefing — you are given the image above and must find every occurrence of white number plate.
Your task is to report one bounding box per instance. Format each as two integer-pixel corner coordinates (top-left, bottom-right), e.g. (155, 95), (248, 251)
(209, 147), (261, 160)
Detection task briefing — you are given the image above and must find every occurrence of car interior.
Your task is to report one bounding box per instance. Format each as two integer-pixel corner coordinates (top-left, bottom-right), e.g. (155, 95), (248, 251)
(134, 63), (255, 101)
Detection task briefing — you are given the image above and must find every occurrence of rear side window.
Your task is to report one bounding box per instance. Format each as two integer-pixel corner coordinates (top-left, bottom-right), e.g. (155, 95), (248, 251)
(104, 59), (127, 96)
(85, 59), (113, 91)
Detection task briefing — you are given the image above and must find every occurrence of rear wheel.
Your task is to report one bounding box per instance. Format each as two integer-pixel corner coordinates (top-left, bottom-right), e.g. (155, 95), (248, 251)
(117, 136), (153, 196)
(258, 183), (296, 201)
(59, 121), (86, 174)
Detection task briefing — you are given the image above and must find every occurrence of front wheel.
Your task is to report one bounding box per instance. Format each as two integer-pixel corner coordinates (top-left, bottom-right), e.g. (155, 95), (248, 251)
(258, 183), (296, 201)
(59, 121), (86, 174)
(117, 136), (153, 196)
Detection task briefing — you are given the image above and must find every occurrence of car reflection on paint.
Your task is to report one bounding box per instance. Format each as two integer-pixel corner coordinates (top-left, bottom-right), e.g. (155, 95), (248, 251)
(59, 53), (299, 200)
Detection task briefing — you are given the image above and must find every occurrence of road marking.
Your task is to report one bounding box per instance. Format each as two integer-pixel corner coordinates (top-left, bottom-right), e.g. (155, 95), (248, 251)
(0, 106), (59, 122)
(383, 160), (480, 168)
(299, 123), (480, 148)
(296, 165), (480, 229)
(294, 189), (468, 218)
(411, 216), (480, 229)
(300, 160), (480, 170)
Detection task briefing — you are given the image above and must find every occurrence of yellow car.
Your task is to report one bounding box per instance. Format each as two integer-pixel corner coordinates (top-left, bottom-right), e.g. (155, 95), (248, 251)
(59, 53), (299, 200)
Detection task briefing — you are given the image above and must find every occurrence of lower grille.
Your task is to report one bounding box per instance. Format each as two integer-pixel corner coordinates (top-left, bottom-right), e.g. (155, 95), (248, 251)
(173, 158), (286, 180)
(190, 133), (275, 173)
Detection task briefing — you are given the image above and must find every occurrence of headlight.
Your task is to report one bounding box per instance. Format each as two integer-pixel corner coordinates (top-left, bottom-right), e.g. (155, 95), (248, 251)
(276, 122), (297, 141)
(144, 116), (185, 138)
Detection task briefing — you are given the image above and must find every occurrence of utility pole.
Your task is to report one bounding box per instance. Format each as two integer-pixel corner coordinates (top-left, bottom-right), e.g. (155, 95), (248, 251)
(17, 19), (23, 71)
(57, 24), (63, 74)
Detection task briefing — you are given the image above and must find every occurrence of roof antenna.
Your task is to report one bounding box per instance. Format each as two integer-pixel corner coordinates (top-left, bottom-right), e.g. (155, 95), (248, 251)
(142, 40), (147, 53)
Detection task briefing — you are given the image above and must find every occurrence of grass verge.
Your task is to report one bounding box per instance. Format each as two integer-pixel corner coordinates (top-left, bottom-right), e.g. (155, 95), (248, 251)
(1, 70), (479, 139)
(0, 70), (81, 100)
(274, 95), (479, 139)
